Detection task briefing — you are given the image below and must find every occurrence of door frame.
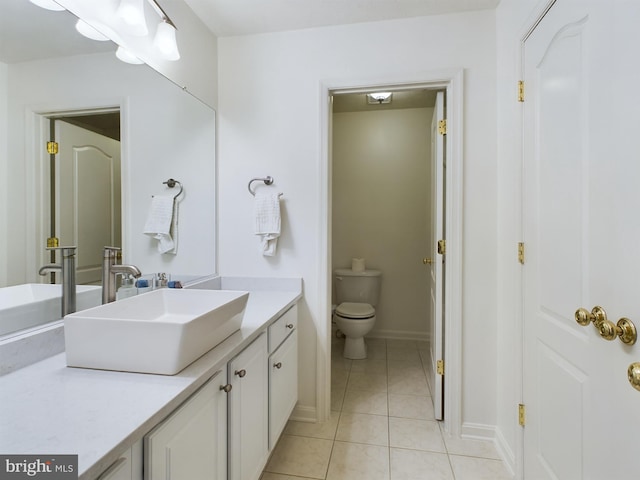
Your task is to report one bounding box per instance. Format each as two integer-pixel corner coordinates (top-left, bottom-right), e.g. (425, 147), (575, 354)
(318, 68), (464, 434)
(24, 98), (127, 284)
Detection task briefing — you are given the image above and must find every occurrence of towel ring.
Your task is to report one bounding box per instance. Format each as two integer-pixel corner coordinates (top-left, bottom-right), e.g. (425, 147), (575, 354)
(248, 176), (274, 196)
(163, 178), (183, 199)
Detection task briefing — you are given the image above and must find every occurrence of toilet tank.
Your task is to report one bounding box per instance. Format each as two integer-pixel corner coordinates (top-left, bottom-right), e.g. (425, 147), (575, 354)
(334, 269), (381, 306)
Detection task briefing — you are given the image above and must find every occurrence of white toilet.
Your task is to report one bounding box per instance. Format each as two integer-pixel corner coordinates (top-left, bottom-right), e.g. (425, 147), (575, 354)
(333, 268), (382, 359)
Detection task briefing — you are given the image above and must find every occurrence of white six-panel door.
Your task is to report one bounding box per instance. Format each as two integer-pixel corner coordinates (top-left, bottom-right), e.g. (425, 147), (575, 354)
(523, 1), (640, 478)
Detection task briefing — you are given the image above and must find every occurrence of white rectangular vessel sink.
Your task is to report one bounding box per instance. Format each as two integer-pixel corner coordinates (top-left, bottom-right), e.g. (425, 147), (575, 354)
(64, 289), (249, 375)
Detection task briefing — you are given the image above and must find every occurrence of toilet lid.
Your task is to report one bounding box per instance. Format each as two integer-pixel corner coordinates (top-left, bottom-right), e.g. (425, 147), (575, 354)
(335, 302), (375, 319)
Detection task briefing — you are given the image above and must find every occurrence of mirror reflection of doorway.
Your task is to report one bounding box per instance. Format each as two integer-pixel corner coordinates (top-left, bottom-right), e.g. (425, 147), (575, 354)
(45, 111), (121, 285)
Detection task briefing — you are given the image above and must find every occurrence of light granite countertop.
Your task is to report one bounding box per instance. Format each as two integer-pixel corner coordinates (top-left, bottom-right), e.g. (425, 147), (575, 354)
(0, 279), (302, 480)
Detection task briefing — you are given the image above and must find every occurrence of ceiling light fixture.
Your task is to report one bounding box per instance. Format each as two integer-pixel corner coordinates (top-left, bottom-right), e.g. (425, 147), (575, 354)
(153, 18), (180, 60)
(367, 92), (393, 104)
(117, 0), (149, 36)
(116, 45), (144, 64)
(75, 19), (110, 42)
(28, 0), (66, 11)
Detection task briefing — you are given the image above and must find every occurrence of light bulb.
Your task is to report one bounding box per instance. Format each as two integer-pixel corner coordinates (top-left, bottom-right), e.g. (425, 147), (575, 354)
(154, 21), (180, 61)
(116, 46), (144, 65)
(75, 20), (110, 42)
(117, 0), (148, 36)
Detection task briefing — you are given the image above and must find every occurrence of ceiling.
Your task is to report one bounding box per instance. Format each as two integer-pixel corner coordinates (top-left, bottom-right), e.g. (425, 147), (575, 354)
(333, 89), (439, 113)
(184, 0), (501, 37)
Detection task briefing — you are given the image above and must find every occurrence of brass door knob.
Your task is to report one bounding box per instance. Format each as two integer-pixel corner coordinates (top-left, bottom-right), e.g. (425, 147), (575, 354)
(234, 369), (247, 378)
(598, 317), (637, 344)
(575, 306), (637, 345)
(628, 363), (640, 392)
(575, 306), (607, 326)
(423, 258), (433, 265)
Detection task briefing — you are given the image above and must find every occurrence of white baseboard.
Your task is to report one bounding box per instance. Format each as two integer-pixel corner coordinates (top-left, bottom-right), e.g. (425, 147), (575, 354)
(494, 427), (516, 478)
(461, 422), (515, 479)
(290, 404), (317, 423)
(367, 329), (428, 342)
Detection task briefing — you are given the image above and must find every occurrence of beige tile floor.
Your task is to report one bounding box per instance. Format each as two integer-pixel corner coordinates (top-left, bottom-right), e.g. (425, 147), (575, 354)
(261, 338), (512, 480)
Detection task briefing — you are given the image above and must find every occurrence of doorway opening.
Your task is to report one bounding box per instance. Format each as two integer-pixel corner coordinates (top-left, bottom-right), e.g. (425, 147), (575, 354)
(40, 109), (121, 286)
(320, 71), (463, 435)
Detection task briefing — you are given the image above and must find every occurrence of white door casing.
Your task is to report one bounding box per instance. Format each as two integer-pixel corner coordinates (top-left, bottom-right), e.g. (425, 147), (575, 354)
(55, 120), (121, 285)
(321, 70), (463, 434)
(522, 1), (640, 478)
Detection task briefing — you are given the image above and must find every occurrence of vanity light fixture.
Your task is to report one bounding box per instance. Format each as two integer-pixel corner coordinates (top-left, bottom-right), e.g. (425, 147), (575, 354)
(117, 0), (149, 36)
(154, 18), (180, 60)
(367, 92), (393, 104)
(116, 45), (145, 64)
(75, 19), (110, 42)
(117, 0), (181, 61)
(28, 0), (65, 11)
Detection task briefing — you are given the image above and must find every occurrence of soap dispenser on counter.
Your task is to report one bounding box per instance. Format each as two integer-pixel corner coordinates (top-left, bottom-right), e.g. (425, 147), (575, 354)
(116, 274), (138, 301)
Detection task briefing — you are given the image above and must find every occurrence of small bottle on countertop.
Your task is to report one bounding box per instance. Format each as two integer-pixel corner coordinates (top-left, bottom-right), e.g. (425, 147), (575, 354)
(116, 274), (138, 301)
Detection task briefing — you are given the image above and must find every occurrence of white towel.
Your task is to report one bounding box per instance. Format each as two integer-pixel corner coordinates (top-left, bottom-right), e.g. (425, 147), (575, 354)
(254, 193), (281, 256)
(143, 195), (178, 254)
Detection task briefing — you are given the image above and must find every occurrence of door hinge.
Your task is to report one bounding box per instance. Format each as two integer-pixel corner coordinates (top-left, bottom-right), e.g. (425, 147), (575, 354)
(518, 242), (525, 264)
(438, 119), (447, 135)
(517, 81), (525, 102)
(437, 359), (445, 375)
(47, 141), (59, 155)
(437, 239), (446, 255)
(46, 237), (59, 248)
(518, 403), (526, 426)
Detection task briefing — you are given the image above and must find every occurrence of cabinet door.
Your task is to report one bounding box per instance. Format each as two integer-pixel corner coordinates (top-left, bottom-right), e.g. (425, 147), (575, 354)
(269, 329), (298, 449)
(228, 333), (268, 480)
(145, 371), (227, 480)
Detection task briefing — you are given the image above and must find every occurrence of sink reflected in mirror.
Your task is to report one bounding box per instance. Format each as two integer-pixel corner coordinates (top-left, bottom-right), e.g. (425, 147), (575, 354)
(0, 284), (101, 337)
(64, 289), (249, 375)
(1, 0), (217, 341)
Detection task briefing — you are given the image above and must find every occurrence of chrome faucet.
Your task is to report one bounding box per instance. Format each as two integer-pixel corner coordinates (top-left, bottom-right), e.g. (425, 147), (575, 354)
(101, 246), (142, 304)
(38, 246), (77, 318)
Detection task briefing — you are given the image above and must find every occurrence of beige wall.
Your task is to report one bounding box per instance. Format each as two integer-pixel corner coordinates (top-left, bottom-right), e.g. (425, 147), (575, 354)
(332, 107), (433, 338)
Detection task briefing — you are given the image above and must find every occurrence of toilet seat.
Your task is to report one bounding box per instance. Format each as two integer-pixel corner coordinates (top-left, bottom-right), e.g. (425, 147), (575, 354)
(335, 302), (375, 319)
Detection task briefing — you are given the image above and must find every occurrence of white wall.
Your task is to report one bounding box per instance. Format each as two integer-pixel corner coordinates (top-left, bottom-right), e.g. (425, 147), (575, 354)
(332, 107), (433, 338)
(2, 52), (216, 286)
(218, 11), (498, 429)
(494, 0), (549, 472)
(0, 62), (7, 288)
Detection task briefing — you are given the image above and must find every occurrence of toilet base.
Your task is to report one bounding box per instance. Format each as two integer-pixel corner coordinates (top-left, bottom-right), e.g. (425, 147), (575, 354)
(343, 336), (367, 359)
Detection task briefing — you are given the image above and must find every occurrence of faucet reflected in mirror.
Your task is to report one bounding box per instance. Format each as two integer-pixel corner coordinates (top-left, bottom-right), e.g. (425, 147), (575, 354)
(101, 247), (142, 304)
(38, 246), (77, 317)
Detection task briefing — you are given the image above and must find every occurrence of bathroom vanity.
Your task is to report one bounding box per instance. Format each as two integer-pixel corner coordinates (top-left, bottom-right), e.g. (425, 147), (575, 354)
(0, 277), (301, 480)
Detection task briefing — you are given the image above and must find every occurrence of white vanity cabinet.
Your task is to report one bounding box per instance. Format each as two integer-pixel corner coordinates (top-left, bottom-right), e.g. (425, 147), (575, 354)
(228, 333), (269, 480)
(268, 305), (298, 449)
(144, 370), (228, 480)
(97, 441), (142, 480)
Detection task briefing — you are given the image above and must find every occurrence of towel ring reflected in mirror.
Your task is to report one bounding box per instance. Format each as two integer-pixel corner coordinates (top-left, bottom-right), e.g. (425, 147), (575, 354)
(248, 176), (283, 197)
(163, 178), (183, 199)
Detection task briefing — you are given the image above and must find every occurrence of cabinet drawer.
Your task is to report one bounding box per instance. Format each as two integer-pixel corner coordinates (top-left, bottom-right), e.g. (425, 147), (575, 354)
(268, 304), (297, 353)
